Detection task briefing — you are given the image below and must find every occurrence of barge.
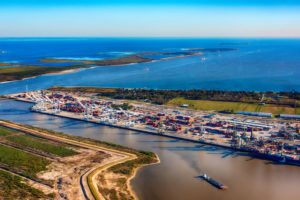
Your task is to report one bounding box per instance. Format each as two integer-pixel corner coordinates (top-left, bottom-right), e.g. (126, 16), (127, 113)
(200, 174), (228, 190)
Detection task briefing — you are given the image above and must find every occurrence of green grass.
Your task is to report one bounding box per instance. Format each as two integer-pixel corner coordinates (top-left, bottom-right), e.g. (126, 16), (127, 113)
(296, 107), (300, 115)
(109, 151), (157, 176)
(167, 97), (299, 114)
(167, 98), (258, 112)
(0, 126), (15, 137)
(7, 135), (77, 157)
(0, 144), (50, 178)
(0, 170), (50, 200)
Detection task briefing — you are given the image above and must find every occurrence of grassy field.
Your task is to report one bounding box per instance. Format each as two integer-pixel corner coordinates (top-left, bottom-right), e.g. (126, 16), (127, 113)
(0, 170), (51, 200)
(7, 135), (77, 157)
(167, 97), (300, 115)
(0, 126), (14, 137)
(0, 144), (50, 178)
(17, 123), (159, 200)
(0, 125), (77, 157)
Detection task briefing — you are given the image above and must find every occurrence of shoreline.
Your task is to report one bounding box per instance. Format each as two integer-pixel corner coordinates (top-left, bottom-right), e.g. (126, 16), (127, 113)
(0, 119), (159, 200)
(22, 103), (300, 167)
(22, 99), (299, 167)
(0, 54), (201, 84)
(128, 154), (161, 200)
(45, 68), (81, 75)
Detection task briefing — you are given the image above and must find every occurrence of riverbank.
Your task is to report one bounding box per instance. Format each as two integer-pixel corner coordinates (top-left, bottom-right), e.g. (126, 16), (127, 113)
(0, 119), (159, 200)
(10, 88), (300, 167)
(2, 98), (300, 200)
(9, 95), (297, 167)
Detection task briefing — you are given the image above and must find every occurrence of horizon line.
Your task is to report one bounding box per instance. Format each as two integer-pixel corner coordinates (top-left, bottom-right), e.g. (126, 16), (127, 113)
(0, 36), (300, 39)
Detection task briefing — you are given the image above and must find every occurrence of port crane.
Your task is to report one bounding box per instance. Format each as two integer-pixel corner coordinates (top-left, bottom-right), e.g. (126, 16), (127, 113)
(28, 91), (46, 111)
(76, 98), (93, 119)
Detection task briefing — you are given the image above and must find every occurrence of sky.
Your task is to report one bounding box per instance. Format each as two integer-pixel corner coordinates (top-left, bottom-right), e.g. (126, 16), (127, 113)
(0, 0), (300, 37)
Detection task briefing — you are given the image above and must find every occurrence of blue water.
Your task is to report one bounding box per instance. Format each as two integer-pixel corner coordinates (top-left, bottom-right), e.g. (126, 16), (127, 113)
(0, 38), (300, 94)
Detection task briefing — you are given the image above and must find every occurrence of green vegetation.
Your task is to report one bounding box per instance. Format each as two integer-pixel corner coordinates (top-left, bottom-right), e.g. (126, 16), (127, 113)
(49, 86), (300, 114)
(0, 65), (82, 82)
(20, 123), (158, 171)
(0, 144), (50, 178)
(0, 126), (14, 137)
(50, 86), (300, 107)
(7, 135), (77, 157)
(167, 97), (299, 114)
(0, 54), (153, 83)
(0, 121), (158, 200)
(41, 55), (152, 66)
(97, 150), (157, 200)
(109, 151), (157, 175)
(111, 103), (133, 110)
(0, 170), (51, 200)
(83, 55), (152, 66)
(14, 122), (158, 200)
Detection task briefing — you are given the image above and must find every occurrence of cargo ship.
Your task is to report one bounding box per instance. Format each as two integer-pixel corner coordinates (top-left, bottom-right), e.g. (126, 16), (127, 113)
(200, 174), (228, 190)
(245, 148), (300, 166)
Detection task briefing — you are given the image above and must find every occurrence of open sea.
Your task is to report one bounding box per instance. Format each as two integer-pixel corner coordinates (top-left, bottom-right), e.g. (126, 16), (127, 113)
(1, 38), (300, 200)
(0, 38), (300, 94)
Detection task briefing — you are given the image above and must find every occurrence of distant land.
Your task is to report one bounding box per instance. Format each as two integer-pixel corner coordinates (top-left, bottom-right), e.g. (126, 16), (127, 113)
(0, 48), (235, 83)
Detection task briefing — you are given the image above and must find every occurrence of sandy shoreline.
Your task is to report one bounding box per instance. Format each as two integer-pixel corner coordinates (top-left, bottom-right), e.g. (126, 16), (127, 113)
(46, 68), (81, 75)
(128, 154), (161, 200)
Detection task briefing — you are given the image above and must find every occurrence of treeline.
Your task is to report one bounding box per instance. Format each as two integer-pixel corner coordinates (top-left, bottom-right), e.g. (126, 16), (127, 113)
(49, 87), (300, 107)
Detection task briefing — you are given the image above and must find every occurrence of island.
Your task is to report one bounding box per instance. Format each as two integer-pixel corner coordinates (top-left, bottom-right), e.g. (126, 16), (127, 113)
(0, 48), (236, 83)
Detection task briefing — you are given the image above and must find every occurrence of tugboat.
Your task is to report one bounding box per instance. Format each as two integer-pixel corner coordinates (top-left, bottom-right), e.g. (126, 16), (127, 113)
(200, 174), (228, 190)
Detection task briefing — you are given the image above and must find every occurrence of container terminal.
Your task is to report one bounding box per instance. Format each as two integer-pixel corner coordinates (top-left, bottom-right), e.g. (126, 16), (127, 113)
(6, 90), (300, 166)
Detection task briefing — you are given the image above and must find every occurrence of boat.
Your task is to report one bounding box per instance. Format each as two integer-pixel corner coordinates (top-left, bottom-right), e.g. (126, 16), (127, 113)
(200, 174), (228, 190)
(248, 150), (286, 163)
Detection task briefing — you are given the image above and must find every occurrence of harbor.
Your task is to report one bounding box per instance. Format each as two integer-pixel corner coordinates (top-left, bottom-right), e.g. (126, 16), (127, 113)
(1, 98), (300, 200)
(6, 90), (300, 166)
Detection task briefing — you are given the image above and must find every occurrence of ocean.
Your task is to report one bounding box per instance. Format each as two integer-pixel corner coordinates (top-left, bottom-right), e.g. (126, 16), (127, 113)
(0, 38), (300, 94)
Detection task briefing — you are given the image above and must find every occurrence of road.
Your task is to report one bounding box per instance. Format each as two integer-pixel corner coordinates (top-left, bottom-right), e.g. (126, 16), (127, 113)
(0, 120), (138, 200)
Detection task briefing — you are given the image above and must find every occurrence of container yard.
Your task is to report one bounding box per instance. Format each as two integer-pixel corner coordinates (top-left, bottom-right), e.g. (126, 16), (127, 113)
(7, 90), (300, 166)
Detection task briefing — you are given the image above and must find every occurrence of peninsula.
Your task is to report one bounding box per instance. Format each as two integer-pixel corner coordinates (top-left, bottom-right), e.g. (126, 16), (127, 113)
(0, 120), (158, 200)
(0, 48), (236, 83)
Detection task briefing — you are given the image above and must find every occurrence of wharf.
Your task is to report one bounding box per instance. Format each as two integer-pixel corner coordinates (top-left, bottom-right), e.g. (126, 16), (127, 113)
(7, 97), (300, 167)
(30, 108), (234, 150)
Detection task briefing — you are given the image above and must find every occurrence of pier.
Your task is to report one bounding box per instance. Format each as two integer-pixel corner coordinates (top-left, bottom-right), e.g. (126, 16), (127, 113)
(5, 90), (300, 167)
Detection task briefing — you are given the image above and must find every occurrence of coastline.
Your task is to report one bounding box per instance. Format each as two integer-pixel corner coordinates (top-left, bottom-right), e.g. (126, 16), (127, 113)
(45, 68), (81, 75)
(8, 93), (299, 167)
(0, 53), (202, 84)
(128, 154), (161, 200)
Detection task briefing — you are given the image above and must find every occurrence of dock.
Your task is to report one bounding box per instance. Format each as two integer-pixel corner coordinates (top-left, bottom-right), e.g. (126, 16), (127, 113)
(5, 91), (300, 167)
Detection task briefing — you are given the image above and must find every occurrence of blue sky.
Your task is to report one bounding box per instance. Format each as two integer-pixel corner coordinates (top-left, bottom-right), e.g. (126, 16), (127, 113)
(1, 0), (300, 7)
(0, 0), (299, 37)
